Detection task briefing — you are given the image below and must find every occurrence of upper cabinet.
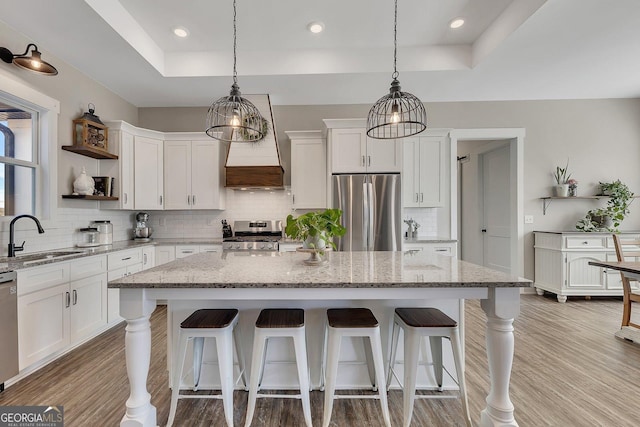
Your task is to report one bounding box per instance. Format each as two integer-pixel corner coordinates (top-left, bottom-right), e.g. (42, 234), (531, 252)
(163, 137), (225, 210)
(134, 135), (164, 210)
(287, 130), (327, 209)
(100, 121), (135, 209)
(402, 131), (448, 208)
(324, 119), (402, 174)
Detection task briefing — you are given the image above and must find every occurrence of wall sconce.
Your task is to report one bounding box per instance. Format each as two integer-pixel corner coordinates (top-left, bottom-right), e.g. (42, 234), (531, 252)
(0, 43), (58, 76)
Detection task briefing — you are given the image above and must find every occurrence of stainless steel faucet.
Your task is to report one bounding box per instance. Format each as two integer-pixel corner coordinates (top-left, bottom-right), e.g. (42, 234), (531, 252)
(8, 214), (45, 257)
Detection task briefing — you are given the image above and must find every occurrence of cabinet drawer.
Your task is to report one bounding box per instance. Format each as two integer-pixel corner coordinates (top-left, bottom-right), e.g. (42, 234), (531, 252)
(176, 245), (199, 258)
(108, 248), (143, 270)
(70, 255), (107, 281)
(199, 244), (222, 253)
(565, 237), (605, 249)
(17, 262), (70, 296)
(108, 267), (128, 282)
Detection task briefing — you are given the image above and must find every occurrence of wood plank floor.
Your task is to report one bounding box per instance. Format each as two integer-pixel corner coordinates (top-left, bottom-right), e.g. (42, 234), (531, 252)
(1, 294), (639, 426)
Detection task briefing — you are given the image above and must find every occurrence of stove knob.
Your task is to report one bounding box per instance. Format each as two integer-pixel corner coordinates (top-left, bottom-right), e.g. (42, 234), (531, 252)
(260, 244), (267, 250)
(234, 244), (241, 250)
(266, 243), (273, 249)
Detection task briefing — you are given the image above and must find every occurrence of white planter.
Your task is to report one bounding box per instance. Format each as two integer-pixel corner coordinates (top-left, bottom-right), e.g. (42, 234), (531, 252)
(553, 184), (570, 197)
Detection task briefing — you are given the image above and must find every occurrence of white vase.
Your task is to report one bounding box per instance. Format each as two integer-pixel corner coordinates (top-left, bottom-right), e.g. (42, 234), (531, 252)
(303, 235), (326, 250)
(73, 166), (95, 195)
(553, 184), (570, 197)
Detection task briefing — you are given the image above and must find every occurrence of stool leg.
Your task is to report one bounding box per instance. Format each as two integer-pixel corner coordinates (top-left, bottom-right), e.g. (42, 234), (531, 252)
(293, 329), (313, 427)
(403, 330), (421, 427)
(450, 329), (472, 427)
(217, 329), (235, 427)
(429, 336), (444, 391)
(364, 336), (377, 391)
(319, 320), (328, 391)
(258, 338), (270, 389)
(322, 328), (341, 427)
(167, 332), (189, 427)
(233, 326), (249, 391)
(244, 331), (266, 427)
(370, 329), (391, 427)
(192, 337), (204, 391)
(386, 320), (400, 390)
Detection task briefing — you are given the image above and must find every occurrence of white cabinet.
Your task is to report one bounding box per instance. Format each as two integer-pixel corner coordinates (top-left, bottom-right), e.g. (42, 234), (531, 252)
(142, 246), (155, 270)
(163, 139), (225, 210)
(101, 122), (135, 209)
(17, 256), (108, 369)
(279, 242), (301, 252)
(286, 131), (327, 209)
(175, 244), (222, 259)
(156, 245), (176, 265)
(324, 120), (402, 174)
(403, 241), (457, 256)
(134, 135), (164, 210)
(403, 134), (446, 207)
(107, 248), (144, 324)
(534, 232), (640, 302)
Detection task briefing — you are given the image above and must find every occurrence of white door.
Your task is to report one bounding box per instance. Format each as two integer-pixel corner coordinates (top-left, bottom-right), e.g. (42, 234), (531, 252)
(367, 138), (402, 173)
(191, 140), (222, 209)
(291, 138), (327, 209)
(418, 137), (445, 207)
(164, 140), (191, 209)
(330, 128), (367, 173)
(120, 131), (135, 209)
(69, 273), (107, 342)
(481, 144), (511, 273)
(402, 138), (419, 207)
(134, 136), (164, 209)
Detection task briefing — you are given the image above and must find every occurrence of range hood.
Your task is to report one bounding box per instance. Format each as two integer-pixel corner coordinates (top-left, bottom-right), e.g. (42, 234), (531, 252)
(224, 94), (285, 190)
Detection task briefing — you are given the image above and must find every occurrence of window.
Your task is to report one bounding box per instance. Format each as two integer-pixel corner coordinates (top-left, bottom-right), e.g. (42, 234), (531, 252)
(0, 99), (38, 216)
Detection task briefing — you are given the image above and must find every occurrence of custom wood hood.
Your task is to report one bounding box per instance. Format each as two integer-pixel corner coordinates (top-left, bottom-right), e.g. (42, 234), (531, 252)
(224, 94), (285, 189)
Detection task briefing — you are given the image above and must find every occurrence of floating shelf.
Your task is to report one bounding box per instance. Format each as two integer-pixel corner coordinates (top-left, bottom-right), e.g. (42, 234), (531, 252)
(62, 145), (118, 160)
(540, 195), (639, 215)
(62, 195), (118, 201)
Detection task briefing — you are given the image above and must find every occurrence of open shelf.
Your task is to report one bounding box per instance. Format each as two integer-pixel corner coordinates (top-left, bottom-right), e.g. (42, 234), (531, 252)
(62, 145), (118, 160)
(62, 195), (118, 201)
(540, 195), (639, 215)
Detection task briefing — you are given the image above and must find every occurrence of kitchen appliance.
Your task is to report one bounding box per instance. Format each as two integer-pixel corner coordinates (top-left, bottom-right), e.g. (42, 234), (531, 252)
(92, 220), (113, 245)
(333, 174), (401, 251)
(0, 270), (18, 390)
(221, 219), (233, 239)
(222, 220), (282, 251)
(77, 227), (100, 247)
(134, 212), (153, 240)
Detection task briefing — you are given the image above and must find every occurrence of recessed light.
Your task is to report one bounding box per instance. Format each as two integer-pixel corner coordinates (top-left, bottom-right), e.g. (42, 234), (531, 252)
(172, 26), (190, 38)
(307, 21), (324, 34)
(449, 18), (465, 29)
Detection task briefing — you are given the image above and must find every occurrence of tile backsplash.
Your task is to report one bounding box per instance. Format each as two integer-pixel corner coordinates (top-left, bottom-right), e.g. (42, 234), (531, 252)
(0, 190), (443, 255)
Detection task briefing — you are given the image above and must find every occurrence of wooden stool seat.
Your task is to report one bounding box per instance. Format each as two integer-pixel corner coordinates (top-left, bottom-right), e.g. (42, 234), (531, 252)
(395, 307), (457, 328)
(327, 307), (379, 328)
(181, 309), (239, 329)
(256, 308), (304, 328)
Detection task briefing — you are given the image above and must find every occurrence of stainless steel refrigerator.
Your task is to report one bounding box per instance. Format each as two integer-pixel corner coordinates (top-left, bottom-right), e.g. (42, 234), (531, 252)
(332, 174), (402, 251)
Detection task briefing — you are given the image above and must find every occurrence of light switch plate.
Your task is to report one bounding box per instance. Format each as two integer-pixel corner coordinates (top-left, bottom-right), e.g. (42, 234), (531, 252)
(524, 215), (534, 224)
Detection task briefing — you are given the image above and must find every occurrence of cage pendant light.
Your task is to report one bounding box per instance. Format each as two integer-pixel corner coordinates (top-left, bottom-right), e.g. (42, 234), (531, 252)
(366, 0), (427, 139)
(206, 0), (266, 143)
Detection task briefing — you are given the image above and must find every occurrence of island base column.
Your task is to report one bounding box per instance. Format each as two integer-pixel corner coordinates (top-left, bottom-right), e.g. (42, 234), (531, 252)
(119, 288), (158, 427)
(480, 288), (520, 427)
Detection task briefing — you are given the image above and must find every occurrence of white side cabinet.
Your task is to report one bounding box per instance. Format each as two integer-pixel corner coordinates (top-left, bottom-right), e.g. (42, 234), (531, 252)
(163, 138), (226, 210)
(403, 132), (447, 207)
(287, 130), (327, 209)
(534, 231), (640, 302)
(134, 135), (164, 210)
(324, 119), (402, 174)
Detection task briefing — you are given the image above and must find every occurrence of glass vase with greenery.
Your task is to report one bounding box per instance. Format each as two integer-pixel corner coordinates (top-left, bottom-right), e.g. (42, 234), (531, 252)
(285, 208), (346, 254)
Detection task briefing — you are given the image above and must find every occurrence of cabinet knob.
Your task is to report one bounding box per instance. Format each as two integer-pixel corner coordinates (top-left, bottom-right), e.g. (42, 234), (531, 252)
(582, 241), (588, 245)
(362, 155), (366, 166)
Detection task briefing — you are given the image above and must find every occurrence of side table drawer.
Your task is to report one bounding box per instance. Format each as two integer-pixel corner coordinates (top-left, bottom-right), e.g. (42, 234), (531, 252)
(565, 237), (605, 249)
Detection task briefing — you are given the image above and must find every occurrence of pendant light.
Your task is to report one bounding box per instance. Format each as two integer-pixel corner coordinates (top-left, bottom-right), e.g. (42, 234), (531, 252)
(366, 0), (427, 139)
(206, 0), (266, 143)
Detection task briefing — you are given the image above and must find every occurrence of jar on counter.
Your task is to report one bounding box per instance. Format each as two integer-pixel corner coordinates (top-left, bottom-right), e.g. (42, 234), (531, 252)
(92, 220), (113, 245)
(78, 227), (100, 247)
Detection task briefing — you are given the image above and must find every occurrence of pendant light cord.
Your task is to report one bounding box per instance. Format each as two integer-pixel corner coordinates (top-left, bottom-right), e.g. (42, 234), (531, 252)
(233, 0), (238, 85)
(393, 0), (398, 79)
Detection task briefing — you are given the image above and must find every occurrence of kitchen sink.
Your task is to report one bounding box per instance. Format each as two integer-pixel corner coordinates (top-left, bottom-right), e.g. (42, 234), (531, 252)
(1, 250), (87, 264)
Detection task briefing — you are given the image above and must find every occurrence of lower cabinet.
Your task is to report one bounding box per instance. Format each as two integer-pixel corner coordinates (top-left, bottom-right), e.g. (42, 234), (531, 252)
(534, 231), (640, 302)
(156, 245), (176, 265)
(107, 248), (145, 324)
(69, 273), (108, 342)
(402, 241), (457, 256)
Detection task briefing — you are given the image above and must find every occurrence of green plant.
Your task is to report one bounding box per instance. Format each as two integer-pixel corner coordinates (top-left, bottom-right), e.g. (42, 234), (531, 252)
(553, 159), (571, 184)
(575, 180), (634, 232)
(285, 209), (346, 253)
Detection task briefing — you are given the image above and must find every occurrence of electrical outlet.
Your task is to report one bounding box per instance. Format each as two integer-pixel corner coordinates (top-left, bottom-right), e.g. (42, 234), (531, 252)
(524, 215), (534, 224)
(159, 217), (166, 226)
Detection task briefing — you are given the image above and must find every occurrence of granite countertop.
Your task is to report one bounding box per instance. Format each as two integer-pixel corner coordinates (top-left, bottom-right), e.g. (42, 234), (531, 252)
(109, 250), (530, 289)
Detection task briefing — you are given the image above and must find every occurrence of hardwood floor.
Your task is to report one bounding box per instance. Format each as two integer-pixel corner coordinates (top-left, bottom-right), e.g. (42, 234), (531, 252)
(1, 294), (639, 426)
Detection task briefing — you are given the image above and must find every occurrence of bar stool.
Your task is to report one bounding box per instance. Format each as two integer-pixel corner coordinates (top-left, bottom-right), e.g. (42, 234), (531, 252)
(167, 309), (247, 427)
(321, 308), (391, 427)
(387, 307), (472, 427)
(244, 308), (312, 427)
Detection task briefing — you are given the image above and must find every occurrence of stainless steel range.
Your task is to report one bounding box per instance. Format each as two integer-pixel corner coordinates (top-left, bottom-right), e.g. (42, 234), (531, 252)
(222, 220), (282, 251)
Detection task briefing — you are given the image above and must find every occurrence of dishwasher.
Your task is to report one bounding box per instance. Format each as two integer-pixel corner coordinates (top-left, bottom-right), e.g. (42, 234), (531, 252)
(0, 270), (18, 391)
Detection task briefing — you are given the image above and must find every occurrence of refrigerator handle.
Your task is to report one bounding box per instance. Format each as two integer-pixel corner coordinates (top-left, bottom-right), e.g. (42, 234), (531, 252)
(367, 181), (375, 251)
(363, 179), (370, 250)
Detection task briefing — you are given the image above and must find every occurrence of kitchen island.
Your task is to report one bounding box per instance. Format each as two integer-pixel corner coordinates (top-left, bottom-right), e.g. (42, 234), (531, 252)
(109, 250), (530, 427)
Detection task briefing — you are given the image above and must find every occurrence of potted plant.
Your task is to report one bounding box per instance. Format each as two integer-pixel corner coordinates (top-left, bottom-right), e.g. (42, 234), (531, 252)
(552, 160), (571, 197)
(285, 208), (347, 255)
(575, 180), (634, 232)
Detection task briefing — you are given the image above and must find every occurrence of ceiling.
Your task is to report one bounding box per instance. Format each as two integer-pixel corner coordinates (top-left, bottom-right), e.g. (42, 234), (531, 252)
(2, 0), (640, 107)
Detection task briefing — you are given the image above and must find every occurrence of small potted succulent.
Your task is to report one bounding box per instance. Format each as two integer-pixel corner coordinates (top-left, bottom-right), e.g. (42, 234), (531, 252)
(285, 209), (346, 256)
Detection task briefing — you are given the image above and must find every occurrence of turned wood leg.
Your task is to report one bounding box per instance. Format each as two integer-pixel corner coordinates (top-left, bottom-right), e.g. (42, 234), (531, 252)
(557, 294), (567, 303)
(535, 287), (544, 296)
(119, 289), (157, 427)
(480, 288), (520, 427)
